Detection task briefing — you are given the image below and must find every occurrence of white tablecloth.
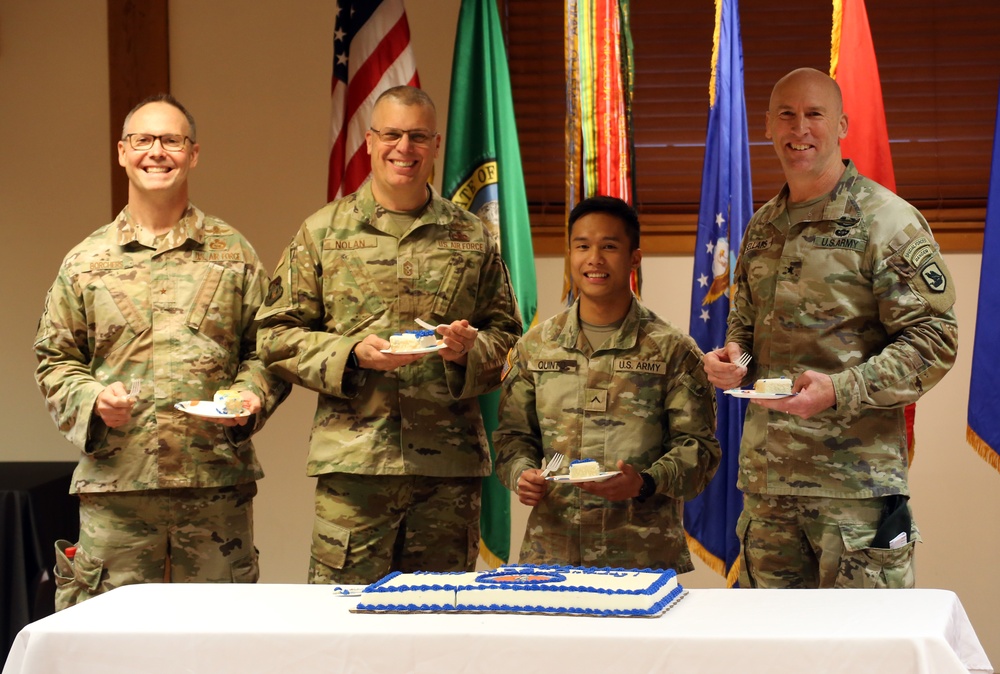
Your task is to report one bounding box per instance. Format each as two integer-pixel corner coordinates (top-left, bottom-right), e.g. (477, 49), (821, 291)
(3, 583), (993, 674)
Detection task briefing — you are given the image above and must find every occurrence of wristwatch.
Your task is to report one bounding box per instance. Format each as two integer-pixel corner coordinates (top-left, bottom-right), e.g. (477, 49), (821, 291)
(634, 472), (656, 503)
(347, 345), (362, 370)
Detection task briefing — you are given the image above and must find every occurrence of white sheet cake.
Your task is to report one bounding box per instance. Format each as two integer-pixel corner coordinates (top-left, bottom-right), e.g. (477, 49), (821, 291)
(354, 565), (683, 617)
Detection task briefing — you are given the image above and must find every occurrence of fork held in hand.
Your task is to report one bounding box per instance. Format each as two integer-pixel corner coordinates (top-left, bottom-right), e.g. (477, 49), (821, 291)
(127, 377), (141, 402)
(540, 452), (564, 477)
(735, 352), (752, 369)
(415, 318), (447, 332)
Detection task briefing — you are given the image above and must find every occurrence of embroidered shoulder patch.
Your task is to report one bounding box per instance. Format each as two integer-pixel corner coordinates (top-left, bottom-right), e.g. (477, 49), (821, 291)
(902, 236), (934, 269)
(919, 261), (947, 293)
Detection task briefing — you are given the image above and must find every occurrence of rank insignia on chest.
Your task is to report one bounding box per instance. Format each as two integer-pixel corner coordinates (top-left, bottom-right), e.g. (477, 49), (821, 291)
(584, 388), (608, 412)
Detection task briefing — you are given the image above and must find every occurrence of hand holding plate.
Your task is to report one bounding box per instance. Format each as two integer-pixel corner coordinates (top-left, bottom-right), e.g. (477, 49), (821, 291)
(357, 334), (425, 370)
(577, 460), (641, 501)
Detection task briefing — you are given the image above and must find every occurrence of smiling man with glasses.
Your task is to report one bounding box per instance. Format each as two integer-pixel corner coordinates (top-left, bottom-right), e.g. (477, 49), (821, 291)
(34, 93), (288, 610)
(257, 86), (522, 585)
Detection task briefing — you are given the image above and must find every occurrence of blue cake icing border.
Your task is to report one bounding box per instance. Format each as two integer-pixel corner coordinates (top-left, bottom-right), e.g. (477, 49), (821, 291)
(355, 565), (682, 617)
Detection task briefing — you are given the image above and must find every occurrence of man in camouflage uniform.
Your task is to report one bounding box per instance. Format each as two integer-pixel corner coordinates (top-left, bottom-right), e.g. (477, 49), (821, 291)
(704, 68), (958, 588)
(493, 196), (720, 570)
(34, 94), (287, 609)
(256, 86), (521, 584)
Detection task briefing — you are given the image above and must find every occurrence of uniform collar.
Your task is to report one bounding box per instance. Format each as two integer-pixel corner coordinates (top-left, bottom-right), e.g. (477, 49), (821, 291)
(116, 202), (206, 249)
(762, 160), (863, 229)
(351, 180), (458, 231)
(558, 296), (644, 352)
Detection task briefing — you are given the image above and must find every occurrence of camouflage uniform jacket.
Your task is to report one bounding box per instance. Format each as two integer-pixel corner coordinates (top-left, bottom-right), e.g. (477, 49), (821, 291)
(728, 161), (958, 498)
(34, 205), (287, 494)
(256, 183), (521, 478)
(493, 298), (721, 570)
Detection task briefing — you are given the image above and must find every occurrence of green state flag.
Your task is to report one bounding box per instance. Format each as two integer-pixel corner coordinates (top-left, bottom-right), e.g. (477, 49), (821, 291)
(443, 0), (538, 567)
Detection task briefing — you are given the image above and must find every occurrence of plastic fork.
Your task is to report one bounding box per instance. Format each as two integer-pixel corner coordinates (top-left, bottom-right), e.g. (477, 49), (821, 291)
(735, 352), (752, 369)
(415, 318), (447, 332)
(127, 377), (141, 402)
(539, 452), (564, 478)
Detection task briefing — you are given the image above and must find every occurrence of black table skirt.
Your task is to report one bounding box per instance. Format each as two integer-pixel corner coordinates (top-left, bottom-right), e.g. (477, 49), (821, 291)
(1, 461), (79, 668)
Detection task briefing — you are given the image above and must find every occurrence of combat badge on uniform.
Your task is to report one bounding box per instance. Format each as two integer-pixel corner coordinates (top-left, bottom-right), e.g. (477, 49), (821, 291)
(264, 277), (283, 306)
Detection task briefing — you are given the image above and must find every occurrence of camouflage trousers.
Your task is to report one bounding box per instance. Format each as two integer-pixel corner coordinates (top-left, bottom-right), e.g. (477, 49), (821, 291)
(54, 484), (258, 611)
(736, 493), (919, 589)
(309, 473), (481, 585)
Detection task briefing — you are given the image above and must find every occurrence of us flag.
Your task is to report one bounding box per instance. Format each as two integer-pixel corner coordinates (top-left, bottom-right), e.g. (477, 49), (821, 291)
(328, 0), (420, 201)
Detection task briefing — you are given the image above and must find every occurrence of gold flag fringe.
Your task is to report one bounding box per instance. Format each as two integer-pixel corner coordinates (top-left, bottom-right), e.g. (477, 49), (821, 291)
(967, 426), (1000, 474)
(830, 0), (843, 78)
(478, 540), (506, 570)
(685, 532), (741, 588)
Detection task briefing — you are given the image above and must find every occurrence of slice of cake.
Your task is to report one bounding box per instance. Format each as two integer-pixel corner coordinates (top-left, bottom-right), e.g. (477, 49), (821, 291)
(753, 377), (792, 394)
(568, 458), (601, 479)
(213, 390), (244, 415)
(389, 329), (437, 353)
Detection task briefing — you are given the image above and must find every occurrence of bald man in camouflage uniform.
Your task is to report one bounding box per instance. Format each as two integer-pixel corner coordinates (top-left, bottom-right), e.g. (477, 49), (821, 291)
(704, 68), (958, 589)
(34, 94), (288, 610)
(256, 86), (521, 584)
(494, 196), (720, 570)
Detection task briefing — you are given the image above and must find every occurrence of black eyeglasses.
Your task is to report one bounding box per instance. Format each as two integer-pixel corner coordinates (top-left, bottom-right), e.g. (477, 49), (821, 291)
(123, 133), (193, 151)
(369, 127), (438, 147)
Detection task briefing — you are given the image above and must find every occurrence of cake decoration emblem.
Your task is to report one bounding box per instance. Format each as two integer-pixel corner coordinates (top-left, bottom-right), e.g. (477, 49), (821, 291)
(476, 569), (565, 584)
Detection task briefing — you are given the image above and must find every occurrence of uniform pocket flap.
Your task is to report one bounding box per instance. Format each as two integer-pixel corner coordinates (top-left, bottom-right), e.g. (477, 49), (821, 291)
(311, 517), (351, 570)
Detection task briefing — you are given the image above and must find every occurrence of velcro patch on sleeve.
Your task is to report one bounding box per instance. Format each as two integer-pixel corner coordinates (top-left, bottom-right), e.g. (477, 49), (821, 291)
(915, 256), (956, 313)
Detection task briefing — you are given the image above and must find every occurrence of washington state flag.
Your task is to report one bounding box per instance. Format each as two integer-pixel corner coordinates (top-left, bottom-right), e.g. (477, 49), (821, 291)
(443, 0), (538, 567)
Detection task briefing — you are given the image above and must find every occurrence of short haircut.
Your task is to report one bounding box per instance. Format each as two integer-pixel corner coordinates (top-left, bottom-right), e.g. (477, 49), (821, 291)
(568, 195), (640, 250)
(121, 93), (197, 141)
(373, 86), (436, 115)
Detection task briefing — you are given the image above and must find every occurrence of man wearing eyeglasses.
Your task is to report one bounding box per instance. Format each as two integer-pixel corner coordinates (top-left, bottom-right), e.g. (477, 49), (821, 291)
(34, 94), (288, 609)
(257, 86), (522, 585)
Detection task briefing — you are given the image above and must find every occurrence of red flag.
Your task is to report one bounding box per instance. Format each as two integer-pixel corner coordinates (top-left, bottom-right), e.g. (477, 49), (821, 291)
(831, 0), (914, 462)
(831, 0), (895, 191)
(328, 1), (420, 202)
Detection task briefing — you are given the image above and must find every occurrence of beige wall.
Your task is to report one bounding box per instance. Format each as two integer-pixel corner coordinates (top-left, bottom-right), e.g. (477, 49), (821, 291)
(2, 0), (996, 665)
